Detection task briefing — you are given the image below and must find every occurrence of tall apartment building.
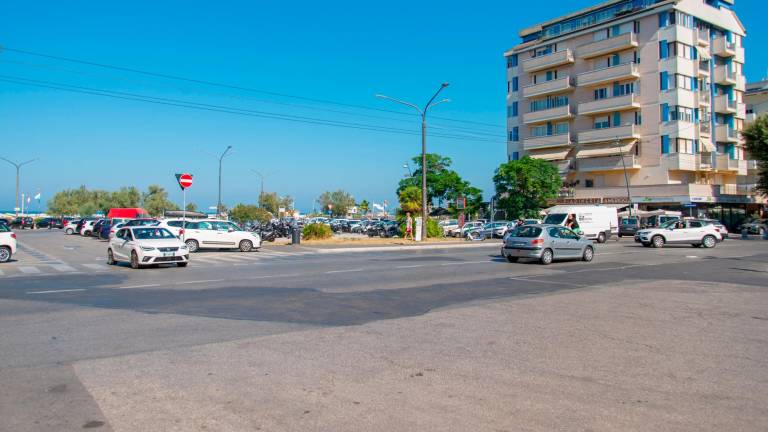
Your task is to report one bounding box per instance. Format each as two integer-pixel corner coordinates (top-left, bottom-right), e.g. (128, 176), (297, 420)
(505, 0), (765, 228)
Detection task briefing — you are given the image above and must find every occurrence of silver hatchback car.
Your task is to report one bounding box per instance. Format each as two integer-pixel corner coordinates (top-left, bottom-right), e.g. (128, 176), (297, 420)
(501, 224), (595, 265)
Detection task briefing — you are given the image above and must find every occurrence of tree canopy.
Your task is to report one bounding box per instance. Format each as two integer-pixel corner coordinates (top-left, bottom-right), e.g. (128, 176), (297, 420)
(741, 114), (768, 195)
(397, 153), (483, 214)
(259, 192), (293, 215)
(317, 190), (355, 217)
(230, 204), (273, 224)
(493, 156), (561, 219)
(141, 185), (179, 216)
(48, 186), (142, 215)
(398, 186), (422, 214)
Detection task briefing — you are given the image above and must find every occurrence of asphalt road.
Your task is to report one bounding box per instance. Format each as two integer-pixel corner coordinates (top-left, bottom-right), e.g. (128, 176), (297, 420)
(1, 230), (767, 431)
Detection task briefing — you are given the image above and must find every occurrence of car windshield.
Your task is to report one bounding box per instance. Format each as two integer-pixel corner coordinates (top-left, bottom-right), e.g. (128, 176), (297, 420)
(509, 226), (542, 238)
(543, 214), (567, 224)
(132, 228), (176, 239)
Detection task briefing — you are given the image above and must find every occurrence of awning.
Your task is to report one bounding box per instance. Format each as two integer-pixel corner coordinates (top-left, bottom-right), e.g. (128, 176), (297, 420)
(697, 47), (711, 60)
(700, 137), (716, 152)
(576, 141), (635, 158)
(528, 148), (571, 161)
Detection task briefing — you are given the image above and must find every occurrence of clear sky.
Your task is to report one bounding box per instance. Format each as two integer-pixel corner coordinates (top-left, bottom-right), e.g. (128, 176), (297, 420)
(1, 0), (765, 213)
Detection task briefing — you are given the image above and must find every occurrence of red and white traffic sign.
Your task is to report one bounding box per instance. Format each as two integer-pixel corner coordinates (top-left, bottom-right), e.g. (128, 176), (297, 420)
(176, 173), (193, 190)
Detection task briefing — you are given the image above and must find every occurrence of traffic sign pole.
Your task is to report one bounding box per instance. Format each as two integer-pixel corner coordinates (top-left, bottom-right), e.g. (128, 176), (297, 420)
(175, 173), (194, 241)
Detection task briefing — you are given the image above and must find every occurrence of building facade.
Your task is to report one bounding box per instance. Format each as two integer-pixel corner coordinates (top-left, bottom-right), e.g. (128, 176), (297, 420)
(505, 0), (764, 228)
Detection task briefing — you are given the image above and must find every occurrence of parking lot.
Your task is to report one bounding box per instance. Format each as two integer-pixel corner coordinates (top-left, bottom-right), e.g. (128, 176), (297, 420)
(1, 229), (767, 431)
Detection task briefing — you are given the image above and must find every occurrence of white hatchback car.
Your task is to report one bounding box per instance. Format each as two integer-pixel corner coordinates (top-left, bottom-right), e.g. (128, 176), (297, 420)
(0, 224), (17, 263)
(108, 226), (189, 269)
(181, 220), (261, 252)
(634, 219), (722, 248)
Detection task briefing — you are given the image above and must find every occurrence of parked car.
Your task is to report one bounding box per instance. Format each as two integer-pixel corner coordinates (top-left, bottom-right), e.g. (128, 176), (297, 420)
(543, 205), (618, 244)
(618, 217), (641, 237)
(92, 219), (108, 238)
(521, 219), (542, 225)
(107, 226), (189, 269)
(634, 219), (722, 248)
(181, 219), (262, 252)
(36, 217), (64, 229)
(467, 222), (514, 240)
(367, 220), (400, 238)
(440, 219), (459, 236)
(739, 218), (767, 235)
(452, 221), (484, 238)
(155, 219), (196, 238)
(0, 218), (8, 227)
(120, 218), (160, 228)
(74, 218), (96, 234)
(10, 217), (35, 230)
(80, 220), (99, 236)
(501, 224), (595, 265)
(0, 223), (17, 263)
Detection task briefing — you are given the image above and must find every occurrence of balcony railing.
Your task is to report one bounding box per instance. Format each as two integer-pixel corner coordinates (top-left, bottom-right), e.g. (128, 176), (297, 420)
(522, 104), (573, 124)
(523, 133), (572, 150)
(698, 61), (710, 74)
(698, 91), (710, 105)
(521, 49), (575, 73)
(719, 184), (756, 196)
(715, 155), (747, 174)
(712, 36), (737, 57)
(577, 93), (640, 116)
(578, 155), (640, 172)
(575, 32), (638, 59)
(577, 124), (640, 145)
(576, 62), (639, 87)
(714, 94), (737, 114)
(715, 124), (739, 143)
(714, 67), (736, 85)
(664, 153), (699, 171)
(696, 28), (710, 45)
(521, 77), (573, 98)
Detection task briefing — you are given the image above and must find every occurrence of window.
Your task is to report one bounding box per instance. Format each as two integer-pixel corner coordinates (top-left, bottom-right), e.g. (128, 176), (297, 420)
(585, 179), (594, 188)
(670, 106), (695, 123)
(512, 102), (518, 117)
(507, 54), (518, 68)
(555, 122), (569, 135)
(661, 135), (670, 154)
(512, 77), (518, 92)
(594, 88), (608, 100)
(197, 221), (213, 230)
(511, 127), (519, 142)
(512, 151), (520, 161)
(530, 95), (568, 112)
(661, 103), (670, 122)
(531, 125), (547, 137)
(634, 111), (642, 125)
(594, 116), (610, 129)
(688, 221), (703, 228)
(660, 71), (669, 90)
(675, 138), (695, 154)
(613, 82), (634, 96)
(116, 229), (126, 240)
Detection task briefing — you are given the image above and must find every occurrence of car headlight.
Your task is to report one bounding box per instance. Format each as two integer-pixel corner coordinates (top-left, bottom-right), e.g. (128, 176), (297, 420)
(179, 245), (188, 250)
(140, 246), (155, 251)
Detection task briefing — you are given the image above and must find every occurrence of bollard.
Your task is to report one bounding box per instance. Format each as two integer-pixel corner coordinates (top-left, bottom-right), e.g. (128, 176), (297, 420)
(292, 227), (301, 245)
(741, 227), (749, 240)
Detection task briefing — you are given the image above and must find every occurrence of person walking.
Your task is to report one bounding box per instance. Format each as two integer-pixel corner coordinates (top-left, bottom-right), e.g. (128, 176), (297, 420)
(405, 212), (414, 241)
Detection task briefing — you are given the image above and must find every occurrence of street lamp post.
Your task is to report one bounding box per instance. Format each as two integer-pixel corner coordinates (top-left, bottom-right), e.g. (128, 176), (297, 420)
(403, 163), (413, 178)
(0, 157), (38, 216)
(217, 146), (233, 217)
(251, 170), (275, 207)
(377, 83), (450, 241)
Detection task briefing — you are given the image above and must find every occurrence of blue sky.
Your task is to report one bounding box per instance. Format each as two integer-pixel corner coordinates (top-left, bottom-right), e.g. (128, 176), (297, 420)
(1, 0), (765, 212)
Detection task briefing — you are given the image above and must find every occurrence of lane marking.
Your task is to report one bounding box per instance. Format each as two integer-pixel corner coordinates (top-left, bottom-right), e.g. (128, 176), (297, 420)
(50, 264), (77, 272)
(19, 266), (42, 274)
(508, 277), (585, 287)
(118, 283), (161, 289)
(179, 279), (225, 284)
(396, 264), (425, 269)
(0, 269), (4, 276)
(325, 268), (365, 274)
(82, 263), (107, 270)
(27, 289), (87, 294)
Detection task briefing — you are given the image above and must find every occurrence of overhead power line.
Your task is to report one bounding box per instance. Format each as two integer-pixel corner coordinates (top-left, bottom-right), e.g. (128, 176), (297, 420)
(0, 45), (505, 130)
(0, 74), (506, 143)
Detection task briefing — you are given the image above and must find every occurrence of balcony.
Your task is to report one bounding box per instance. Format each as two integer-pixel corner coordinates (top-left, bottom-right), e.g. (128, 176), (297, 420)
(521, 77), (573, 98)
(521, 49), (574, 73)
(699, 121), (711, 136)
(577, 124), (641, 145)
(578, 155), (640, 172)
(719, 184), (756, 196)
(712, 36), (736, 57)
(714, 94), (737, 114)
(576, 62), (639, 87)
(523, 133), (572, 151)
(716, 155), (747, 175)
(715, 124), (739, 143)
(714, 66), (737, 86)
(698, 91), (710, 106)
(696, 28), (710, 46)
(522, 104), (573, 124)
(664, 153), (701, 171)
(698, 60), (710, 77)
(575, 32), (638, 59)
(747, 159), (761, 172)
(577, 94), (640, 116)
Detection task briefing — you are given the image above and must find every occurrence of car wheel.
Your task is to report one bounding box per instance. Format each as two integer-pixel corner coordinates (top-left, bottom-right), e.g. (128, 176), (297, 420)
(0, 246), (11, 263)
(177, 262), (188, 268)
(597, 232), (607, 244)
(84, 230), (91, 236)
(505, 256), (518, 263)
(107, 249), (116, 265)
(702, 235), (716, 249)
(65, 228), (74, 235)
(130, 251), (140, 269)
(185, 239), (199, 253)
(540, 248), (553, 265)
(239, 239), (253, 252)
(582, 246), (594, 262)
(651, 235), (665, 248)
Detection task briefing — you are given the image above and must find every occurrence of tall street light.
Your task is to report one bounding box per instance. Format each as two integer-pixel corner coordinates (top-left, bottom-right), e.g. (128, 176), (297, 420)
(217, 146), (233, 216)
(251, 170), (275, 207)
(377, 83), (450, 240)
(403, 163), (413, 177)
(614, 134), (633, 218)
(0, 157), (38, 216)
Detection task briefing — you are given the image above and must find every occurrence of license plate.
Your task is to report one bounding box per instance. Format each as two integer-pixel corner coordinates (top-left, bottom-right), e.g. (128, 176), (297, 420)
(163, 252), (175, 257)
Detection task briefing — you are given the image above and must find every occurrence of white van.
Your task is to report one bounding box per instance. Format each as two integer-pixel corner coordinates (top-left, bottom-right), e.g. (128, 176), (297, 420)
(543, 205), (619, 243)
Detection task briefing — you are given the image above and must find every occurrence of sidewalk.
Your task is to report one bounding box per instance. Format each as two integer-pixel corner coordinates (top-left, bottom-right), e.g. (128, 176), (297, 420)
(301, 240), (502, 254)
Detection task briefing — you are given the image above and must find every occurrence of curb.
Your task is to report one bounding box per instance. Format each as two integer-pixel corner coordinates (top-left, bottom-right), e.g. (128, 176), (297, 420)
(312, 242), (502, 254)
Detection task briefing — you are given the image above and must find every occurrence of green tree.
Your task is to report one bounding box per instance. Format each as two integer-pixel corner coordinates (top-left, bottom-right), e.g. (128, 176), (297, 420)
(493, 156), (561, 219)
(259, 192), (293, 215)
(185, 202), (198, 212)
(358, 199), (370, 217)
(230, 204), (273, 224)
(141, 185), (178, 217)
(398, 153), (483, 210)
(398, 186), (422, 214)
(109, 187), (141, 209)
(317, 190), (355, 217)
(741, 114), (768, 195)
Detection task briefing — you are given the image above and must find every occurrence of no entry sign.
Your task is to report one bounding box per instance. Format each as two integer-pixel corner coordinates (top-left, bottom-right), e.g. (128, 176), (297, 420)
(175, 173), (193, 190)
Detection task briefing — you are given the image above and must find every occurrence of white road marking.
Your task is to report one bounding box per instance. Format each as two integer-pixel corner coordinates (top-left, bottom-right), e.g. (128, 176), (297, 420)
(508, 277), (585, 287)
(686, 255), (699, 259)
(19, 266), (42, 274)
(50, 264), (77, 272)
(82, 263), (108, 270)
(179, 279), (226, 284)
(27, 289), (87, 294)
(0, 269), (4, 276)
(118, 283), (161, 289)
(325, 268), (365, 274)
(396, 264), (425, 269)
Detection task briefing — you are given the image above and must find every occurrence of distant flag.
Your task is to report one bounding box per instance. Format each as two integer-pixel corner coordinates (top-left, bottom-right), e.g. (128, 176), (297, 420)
(372, 203), (385, 211)
(34, 192), (41, 202)
(27, 196), (31, 204)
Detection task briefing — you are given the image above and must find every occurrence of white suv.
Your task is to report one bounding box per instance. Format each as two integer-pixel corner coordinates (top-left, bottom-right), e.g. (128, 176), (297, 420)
(0, 224), (17, 263)
(182, 220), (261, 252)
(634, 219), (722, 248)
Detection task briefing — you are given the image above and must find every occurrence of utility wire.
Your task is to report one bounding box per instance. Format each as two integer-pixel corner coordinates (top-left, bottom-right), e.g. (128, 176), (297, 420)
(0, 46), (506, 130)
(0, 75), (506, 143)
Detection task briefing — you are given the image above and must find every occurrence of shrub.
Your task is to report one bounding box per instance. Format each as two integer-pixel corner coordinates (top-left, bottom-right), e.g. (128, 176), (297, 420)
(398, 217), (443, 238)
(302, 223), (333, 240)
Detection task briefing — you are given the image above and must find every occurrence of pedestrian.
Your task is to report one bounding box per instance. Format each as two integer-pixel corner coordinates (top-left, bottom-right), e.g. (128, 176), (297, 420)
(405, 212), (414, 241)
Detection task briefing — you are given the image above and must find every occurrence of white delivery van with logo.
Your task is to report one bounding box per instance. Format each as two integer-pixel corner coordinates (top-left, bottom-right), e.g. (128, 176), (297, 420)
(543, 205), (619, 243)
